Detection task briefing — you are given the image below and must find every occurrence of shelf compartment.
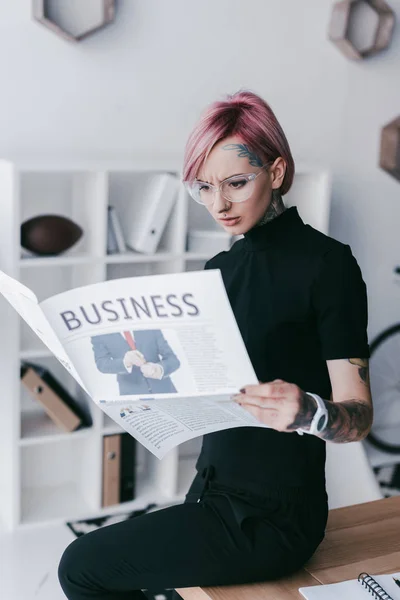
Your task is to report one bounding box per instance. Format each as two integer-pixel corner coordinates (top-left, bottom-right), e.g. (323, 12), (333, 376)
(107, 170), (182, 255)
(94, 444), (175, 515)
(20, 435), (99, 525)
(20, 170), (108, 258)
(101, 417), (148, 475)
(20, 355), (93, 442)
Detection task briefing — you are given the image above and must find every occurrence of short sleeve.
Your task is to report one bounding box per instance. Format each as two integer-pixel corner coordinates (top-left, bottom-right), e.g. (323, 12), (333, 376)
(204, 255), (221, 270)
(311, 244), (370, 360)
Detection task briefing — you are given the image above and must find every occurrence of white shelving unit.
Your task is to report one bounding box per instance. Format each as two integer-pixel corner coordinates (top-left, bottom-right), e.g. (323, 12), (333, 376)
(0, 157), (331, 531)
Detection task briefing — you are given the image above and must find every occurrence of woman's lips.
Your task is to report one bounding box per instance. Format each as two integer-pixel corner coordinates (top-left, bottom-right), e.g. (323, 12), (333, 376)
(219, 216), (240, 227)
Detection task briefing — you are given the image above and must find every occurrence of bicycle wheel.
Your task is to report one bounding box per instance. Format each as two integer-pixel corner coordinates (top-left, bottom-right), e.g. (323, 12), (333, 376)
(367, 323), (400, 453)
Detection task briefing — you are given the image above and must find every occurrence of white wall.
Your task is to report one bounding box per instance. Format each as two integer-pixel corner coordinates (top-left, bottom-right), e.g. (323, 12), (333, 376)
(0, 0), (399, 340)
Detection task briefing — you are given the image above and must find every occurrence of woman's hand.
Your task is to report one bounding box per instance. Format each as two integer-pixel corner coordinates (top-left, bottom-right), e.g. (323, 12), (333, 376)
(232, 379), (317, 433)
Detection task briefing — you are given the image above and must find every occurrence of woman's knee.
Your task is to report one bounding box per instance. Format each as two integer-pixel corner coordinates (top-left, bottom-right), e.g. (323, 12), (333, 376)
(58, 535), (92, 597)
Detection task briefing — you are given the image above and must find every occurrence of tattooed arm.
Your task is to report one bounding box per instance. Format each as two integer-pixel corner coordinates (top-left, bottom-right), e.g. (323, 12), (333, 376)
(233, 358), (373, 442)
(295, 358), (373, 443)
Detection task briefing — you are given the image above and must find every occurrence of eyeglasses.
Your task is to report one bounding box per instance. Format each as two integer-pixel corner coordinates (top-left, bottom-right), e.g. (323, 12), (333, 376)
(184, 162), (272, 205)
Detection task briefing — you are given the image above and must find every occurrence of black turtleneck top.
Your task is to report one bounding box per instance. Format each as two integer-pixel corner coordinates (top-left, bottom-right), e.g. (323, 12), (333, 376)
(196, 206), (370, 514)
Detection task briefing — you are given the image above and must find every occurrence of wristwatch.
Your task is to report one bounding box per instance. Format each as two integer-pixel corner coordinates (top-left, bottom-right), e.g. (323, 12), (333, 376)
(296, 393), (329, 436)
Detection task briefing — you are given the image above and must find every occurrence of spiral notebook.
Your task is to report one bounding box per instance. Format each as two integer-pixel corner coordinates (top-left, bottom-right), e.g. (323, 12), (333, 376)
(299, 571), (400, 600)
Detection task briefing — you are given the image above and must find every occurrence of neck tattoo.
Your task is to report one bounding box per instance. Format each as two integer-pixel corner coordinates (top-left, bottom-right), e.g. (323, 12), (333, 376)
(255, 191), (286, 227)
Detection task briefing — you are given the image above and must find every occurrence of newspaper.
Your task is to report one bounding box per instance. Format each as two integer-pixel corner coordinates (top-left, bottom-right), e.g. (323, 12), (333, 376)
(0, 268), (269, 458)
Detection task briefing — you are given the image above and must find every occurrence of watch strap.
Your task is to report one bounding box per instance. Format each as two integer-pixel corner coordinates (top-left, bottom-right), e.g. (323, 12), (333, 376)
(296, 392), (328, 436)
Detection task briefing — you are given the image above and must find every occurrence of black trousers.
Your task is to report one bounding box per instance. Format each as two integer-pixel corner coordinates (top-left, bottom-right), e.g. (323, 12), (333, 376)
(58, 471), (328, 599)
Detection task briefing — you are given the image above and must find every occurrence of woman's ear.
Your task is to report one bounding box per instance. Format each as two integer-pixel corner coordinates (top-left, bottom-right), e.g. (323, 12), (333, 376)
(270, 157), (286, 189)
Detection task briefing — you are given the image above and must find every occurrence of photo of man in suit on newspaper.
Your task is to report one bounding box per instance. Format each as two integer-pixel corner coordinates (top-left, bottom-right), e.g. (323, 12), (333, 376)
(90, 329), (180, 395)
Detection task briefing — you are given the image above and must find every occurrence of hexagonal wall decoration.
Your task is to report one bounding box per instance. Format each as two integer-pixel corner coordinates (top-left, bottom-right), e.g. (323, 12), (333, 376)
(328, 0), (395, 60)
(380, 116), (400, 182)
(32, 0), (115, 43)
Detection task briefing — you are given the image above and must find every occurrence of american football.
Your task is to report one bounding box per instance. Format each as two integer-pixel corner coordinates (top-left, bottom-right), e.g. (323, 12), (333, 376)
(21, 214), (83, 256)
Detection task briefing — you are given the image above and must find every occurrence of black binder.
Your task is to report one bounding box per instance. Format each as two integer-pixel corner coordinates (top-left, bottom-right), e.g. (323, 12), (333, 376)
(102, 433), (136, 507)
(20, 361), (91, 432)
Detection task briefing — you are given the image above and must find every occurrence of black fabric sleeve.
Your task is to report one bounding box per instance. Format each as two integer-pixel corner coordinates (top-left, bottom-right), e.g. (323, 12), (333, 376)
(311, 244), (370, 360)
(204, 255), (220, 270)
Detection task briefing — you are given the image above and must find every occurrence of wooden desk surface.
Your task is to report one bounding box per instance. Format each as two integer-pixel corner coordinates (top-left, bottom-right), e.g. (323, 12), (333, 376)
(176, 495), (400, 600)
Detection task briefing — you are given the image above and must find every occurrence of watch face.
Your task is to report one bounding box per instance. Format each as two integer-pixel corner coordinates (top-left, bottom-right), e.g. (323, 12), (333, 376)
(317, 414), (328, 432)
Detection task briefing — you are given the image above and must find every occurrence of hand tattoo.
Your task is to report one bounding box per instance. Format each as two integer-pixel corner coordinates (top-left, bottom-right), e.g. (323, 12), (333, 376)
(287, 392), (317, 431)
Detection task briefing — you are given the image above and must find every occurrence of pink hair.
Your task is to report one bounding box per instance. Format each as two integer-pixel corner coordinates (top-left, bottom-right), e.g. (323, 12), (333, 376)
(182, 89), (295, 195)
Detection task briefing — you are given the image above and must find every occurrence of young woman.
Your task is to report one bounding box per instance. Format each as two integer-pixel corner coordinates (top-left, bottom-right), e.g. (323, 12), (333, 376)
(58, 90), (373, 599)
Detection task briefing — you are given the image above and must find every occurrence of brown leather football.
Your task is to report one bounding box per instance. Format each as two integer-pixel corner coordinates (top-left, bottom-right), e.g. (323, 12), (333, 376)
(21, 215), (83, 256)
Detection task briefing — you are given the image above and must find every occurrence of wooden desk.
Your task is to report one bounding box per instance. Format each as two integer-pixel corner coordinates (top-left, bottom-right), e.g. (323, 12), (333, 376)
(176, 495), (400, 600)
